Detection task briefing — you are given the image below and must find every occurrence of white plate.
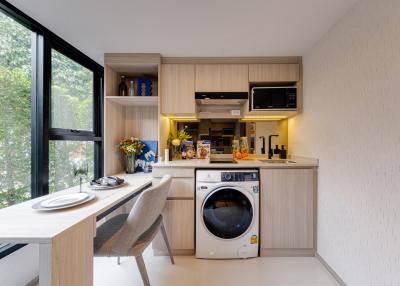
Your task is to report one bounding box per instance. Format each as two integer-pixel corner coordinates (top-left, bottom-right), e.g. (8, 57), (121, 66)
(40, 192), (90, 208)
(32, 193), (96, 211)
(88, 182), (127, 190)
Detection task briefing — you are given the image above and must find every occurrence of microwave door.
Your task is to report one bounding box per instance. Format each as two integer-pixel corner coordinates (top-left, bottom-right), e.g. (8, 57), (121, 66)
(252, 87), (296, 110)
(253, 89), (272, 109)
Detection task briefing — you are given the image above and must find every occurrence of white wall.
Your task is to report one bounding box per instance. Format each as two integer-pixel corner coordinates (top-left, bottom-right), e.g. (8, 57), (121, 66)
(0, 244), (39, 286)
(289, 0), (400, 285)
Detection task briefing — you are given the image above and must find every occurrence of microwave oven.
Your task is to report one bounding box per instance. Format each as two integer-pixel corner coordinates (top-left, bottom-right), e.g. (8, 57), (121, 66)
(250, 86), (297, 110)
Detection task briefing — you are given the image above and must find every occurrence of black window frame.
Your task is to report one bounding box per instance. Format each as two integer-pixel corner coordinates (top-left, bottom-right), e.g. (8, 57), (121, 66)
(0, 0), (104, 258)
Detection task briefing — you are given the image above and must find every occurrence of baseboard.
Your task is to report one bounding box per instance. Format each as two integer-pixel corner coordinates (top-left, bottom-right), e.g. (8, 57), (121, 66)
(25, 276), (39, 286)
(316, 253), (347, 286)
(260, 248), (315, 257)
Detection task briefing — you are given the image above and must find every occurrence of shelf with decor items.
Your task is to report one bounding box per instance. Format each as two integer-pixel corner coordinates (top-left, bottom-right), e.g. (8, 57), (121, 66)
(104, 53), (161, 175)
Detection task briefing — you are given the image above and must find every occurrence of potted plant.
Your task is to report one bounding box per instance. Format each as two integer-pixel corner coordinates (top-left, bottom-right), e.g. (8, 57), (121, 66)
(119, 137), (145, 173)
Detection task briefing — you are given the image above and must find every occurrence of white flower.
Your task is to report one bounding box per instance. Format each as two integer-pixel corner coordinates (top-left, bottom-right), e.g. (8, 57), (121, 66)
(172, 139), (180, 146)
(144, 150), (156, 160)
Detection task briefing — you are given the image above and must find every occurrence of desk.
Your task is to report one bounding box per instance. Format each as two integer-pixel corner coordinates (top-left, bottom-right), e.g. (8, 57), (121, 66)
(0, 173), (152, 286)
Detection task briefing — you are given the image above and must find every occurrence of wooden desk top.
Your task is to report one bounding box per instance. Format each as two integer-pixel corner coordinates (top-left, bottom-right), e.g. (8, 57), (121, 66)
(0, 173), (152, 244)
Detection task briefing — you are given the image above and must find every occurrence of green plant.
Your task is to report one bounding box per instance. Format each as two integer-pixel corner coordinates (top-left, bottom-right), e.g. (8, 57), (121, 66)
(177, 127), (192, 147)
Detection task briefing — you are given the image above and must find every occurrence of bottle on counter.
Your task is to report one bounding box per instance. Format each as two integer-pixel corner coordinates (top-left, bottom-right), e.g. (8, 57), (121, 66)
(240, 137), (249, 159)
(273, 145), (280, 159)
(232, 140), (241, 160)
(128, 80), (135, 96)
(280, 145), (287, 159)
(119, 76), (128, 96)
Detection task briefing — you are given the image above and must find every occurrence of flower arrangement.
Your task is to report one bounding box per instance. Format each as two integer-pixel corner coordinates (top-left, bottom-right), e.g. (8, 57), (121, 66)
(167, 127), (192, 160)
(119, 137), (145, 173)
(119, 137), (145, 156)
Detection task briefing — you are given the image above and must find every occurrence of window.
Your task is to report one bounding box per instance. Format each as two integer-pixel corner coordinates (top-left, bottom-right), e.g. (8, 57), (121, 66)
(0, 10), (32, 209)
(49, 141), (94, 193)
(51, 50), (94, 131)
(49, 49), (99, 193)
(0, 1), (103, 257)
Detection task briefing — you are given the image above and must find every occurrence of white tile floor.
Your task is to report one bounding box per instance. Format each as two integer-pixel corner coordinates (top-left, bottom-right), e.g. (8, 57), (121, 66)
(94, 248), (339, 286)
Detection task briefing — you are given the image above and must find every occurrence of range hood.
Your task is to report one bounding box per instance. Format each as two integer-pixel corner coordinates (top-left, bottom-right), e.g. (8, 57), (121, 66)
(195, 92), (248, 119)
(195, 92), (248, 105)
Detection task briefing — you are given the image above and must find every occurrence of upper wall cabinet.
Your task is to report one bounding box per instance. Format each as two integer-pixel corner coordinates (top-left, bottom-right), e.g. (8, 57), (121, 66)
(249, 64), (300, 82)
(195, 64), (249, 92)
(161, 64), (196, 115)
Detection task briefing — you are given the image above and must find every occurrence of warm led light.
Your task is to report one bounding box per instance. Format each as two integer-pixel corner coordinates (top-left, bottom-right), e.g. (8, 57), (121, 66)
(167, 116), (199, 122)
(240, 116), (287, 121)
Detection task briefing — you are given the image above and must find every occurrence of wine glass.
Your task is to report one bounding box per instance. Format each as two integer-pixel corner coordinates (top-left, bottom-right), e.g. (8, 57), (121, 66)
(73, 160), (89, 193)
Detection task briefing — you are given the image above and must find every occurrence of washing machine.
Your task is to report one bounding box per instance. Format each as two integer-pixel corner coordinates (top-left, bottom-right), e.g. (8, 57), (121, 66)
(195, 169), (259, 259)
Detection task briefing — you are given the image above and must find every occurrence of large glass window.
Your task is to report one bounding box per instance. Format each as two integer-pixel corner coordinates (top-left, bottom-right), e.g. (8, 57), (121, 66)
(0, 1), (103, 257)
(51, 50), (94, 131)
(49, 49), (98, 193)
(0, 11), (32, 209)
(49, 141), (94, 193)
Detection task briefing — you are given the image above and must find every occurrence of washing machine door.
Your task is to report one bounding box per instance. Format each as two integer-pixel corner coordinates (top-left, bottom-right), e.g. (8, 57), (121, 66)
(202, 187), (254, 239)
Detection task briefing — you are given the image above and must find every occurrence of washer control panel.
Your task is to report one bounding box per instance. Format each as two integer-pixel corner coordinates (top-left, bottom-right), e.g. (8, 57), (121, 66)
(221, 171), (258, 182)
(196, 169), (259, 183)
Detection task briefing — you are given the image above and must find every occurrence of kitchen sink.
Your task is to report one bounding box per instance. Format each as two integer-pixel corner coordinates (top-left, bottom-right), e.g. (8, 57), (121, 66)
(258, 159), (297, 164)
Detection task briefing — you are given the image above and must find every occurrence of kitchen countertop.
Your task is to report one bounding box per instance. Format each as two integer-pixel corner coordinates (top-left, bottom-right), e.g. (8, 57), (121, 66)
(152, 156), (318, 169)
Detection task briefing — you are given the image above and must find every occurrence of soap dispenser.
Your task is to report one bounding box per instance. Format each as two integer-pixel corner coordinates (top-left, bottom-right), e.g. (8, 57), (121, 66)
(273, 145), (280, 159)
(280, 145), (287, 159)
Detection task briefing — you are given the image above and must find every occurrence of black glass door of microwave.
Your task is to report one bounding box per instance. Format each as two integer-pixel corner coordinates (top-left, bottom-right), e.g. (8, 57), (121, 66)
(252, 87), (297, 109)
(202, 188), (253, 239)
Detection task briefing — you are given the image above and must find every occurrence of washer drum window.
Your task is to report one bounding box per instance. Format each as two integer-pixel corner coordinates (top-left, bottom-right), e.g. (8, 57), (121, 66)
(202, 188), (253, 239)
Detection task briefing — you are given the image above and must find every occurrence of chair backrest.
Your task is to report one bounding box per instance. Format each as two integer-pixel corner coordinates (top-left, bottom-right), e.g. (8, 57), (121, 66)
(111, 175), (172, 256)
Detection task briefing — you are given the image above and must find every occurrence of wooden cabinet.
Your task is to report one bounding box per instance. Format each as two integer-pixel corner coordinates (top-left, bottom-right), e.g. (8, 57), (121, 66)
(161, 64), (196, 115)
(195, 64), (249, 92)
(152, 177), (194, 199)
(249, 64), (300, 82)
(260, 168), (315, 256)
(152, 167), (195, 255)
(152, 199), (194, 255)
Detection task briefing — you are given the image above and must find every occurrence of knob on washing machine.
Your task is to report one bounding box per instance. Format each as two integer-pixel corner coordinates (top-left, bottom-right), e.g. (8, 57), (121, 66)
(223, 172), (232, 181)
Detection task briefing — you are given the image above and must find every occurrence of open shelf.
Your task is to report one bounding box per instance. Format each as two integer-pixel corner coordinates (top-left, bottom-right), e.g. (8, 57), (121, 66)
(106, 96), (158, 107)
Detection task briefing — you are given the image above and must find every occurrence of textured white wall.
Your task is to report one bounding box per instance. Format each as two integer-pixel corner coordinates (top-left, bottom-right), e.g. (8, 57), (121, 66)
(289, 0), (400, 285)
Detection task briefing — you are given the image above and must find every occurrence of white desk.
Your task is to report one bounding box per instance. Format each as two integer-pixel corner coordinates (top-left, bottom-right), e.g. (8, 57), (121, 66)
(0, 173), (153, 286)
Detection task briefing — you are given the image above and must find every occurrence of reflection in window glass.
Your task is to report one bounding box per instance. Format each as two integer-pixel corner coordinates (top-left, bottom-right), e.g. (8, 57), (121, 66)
(51, 49), (93, 131)
(49, 141), (94, 193)
(0, 11), (32, 209)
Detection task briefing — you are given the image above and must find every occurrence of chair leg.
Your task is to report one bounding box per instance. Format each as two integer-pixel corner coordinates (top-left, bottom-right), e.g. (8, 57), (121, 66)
(135, 254), (150, 286)
(117, 256), (121, 265)
(160, 221), (175, 265)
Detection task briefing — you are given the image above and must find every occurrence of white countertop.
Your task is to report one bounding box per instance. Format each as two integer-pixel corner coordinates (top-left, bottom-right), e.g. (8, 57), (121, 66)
(0, 172), (152, 243)
(153, 156), (318, 169)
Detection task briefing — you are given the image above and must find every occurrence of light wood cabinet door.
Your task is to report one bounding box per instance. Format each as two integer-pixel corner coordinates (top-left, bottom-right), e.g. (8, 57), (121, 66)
(260, 168), (314, 250)
(249, 64), (300, 82)
(195, 64), (249, 92)
(161, 64), (195, 115)
(152, 178), (194, 199)
(152, 199), (194, 255)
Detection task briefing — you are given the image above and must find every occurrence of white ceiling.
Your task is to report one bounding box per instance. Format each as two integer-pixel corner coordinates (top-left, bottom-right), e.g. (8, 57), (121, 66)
(8, 0), (358, 65)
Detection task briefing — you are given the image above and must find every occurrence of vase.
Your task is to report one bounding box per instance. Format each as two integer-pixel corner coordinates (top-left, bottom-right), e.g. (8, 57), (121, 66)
(125, 154), (136, 174)
(172, 146), (181, 161)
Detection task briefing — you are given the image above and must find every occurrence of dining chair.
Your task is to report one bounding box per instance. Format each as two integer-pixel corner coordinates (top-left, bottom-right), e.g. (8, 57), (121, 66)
(94, 175), (174, 286)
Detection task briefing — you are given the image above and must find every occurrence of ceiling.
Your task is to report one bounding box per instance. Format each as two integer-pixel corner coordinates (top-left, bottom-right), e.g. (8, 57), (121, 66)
(7, 0), (358, 65)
